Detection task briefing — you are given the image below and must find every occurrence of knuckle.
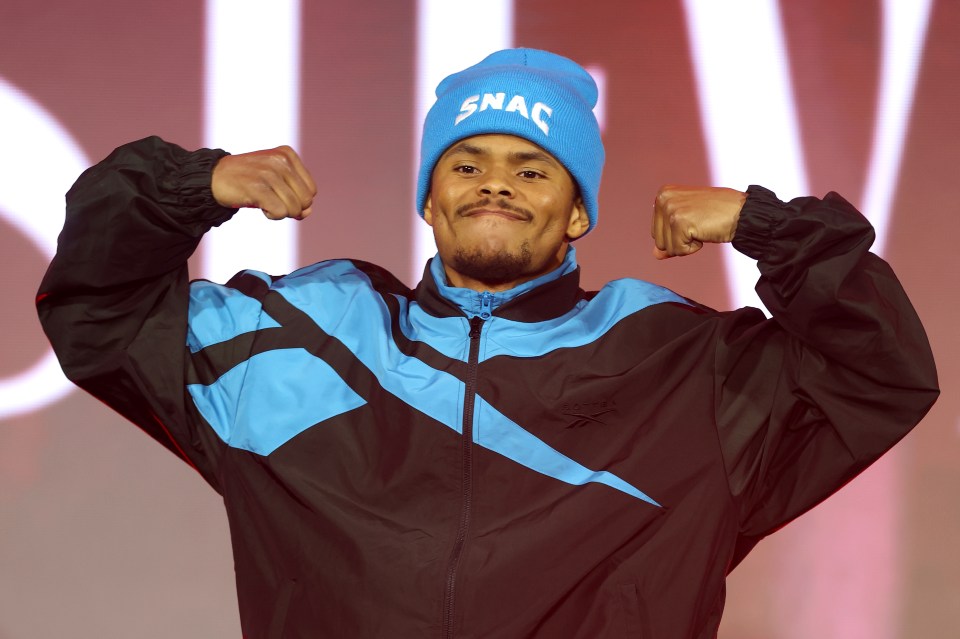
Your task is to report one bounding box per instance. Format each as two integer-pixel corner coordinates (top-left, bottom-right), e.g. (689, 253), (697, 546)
(276, 145), (297, 164)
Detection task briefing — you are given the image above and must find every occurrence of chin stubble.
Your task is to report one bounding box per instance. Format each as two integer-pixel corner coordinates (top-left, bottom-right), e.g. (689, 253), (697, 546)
(451, 241), (533, 287)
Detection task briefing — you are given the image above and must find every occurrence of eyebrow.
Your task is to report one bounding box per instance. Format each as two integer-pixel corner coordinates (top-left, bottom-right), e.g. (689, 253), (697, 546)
(510, 149), (560, 167)
(443, 142), (561, 168)
(445, 142), (485, 157)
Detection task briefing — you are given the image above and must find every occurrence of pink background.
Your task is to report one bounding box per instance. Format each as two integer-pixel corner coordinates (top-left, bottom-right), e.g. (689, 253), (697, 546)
(1, 1), (958, 637)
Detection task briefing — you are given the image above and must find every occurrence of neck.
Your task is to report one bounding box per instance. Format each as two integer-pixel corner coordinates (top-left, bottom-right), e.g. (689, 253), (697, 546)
(430, 246), (577, 295)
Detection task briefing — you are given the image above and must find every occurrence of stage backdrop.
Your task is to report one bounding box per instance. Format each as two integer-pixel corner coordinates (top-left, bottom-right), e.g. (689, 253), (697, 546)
(1, 1), (958, 637)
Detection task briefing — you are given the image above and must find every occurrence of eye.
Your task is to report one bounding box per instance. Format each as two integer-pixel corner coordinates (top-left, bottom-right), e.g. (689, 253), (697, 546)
(518, 169), (545, 179)
(454, 164), (479, 174)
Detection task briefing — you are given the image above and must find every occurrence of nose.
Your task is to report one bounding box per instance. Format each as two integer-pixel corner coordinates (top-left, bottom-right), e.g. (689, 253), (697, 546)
(477, 169), (514, 198)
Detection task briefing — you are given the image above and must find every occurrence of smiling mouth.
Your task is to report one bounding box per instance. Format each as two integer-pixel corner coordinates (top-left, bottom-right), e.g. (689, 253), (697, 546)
(458, 199), (532, 221)
(464, 208), (530, 221)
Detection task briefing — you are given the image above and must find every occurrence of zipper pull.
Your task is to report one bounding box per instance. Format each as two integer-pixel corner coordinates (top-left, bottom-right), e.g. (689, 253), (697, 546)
(469, 315), (483, 339)
(479, 291), (493, 320)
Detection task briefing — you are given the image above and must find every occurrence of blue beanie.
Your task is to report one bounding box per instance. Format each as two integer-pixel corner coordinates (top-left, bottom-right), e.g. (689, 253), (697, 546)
(416, 48), (605, 236)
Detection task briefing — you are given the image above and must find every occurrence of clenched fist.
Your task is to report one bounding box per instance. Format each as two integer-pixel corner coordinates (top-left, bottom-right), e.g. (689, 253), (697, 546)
(212, 146), (317, 220)
(651, 185), (746, 259)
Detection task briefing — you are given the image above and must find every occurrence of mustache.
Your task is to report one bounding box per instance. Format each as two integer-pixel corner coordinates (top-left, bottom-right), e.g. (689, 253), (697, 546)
(456, 198), (533, 220)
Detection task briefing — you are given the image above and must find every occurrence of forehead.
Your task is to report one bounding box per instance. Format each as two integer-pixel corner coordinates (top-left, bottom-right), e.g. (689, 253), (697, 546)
(439, 134), (561, 166)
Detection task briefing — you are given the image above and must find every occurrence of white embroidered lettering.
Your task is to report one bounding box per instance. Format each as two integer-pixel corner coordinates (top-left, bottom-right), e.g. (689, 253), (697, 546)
(454, 92), (553, 133)
(480, 92), (506, 111)
(531, 102), (552, 135)
(505, 94), (530, 119)
(454, 95), (480, 125)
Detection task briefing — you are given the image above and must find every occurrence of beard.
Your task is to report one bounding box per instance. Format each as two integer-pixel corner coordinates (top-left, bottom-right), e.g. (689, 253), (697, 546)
(450, 241), (533, 287)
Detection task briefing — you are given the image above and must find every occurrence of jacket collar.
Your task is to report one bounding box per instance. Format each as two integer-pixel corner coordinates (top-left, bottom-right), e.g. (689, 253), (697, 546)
(414, 247), (586, 322)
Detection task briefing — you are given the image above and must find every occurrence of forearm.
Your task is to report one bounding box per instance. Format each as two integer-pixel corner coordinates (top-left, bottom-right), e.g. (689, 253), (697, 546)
(719, 186), (938, 537)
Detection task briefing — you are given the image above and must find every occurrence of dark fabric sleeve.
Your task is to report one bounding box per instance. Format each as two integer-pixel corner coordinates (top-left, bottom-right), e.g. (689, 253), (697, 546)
(36, 136), (238, 489)
(716, 185), (939, 563)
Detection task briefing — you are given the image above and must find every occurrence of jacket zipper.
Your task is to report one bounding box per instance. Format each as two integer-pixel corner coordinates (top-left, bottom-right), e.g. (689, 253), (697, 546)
(442, 314), (484, 639)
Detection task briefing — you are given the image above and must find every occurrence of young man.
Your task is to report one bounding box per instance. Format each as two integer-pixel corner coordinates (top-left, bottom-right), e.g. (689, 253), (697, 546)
(38, 49), (937, 638)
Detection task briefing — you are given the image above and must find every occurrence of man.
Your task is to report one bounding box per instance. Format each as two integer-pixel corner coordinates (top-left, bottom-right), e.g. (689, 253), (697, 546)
(38, 49), (937, 638)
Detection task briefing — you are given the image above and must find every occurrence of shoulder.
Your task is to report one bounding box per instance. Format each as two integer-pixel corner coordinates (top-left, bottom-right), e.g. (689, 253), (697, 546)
(185, 259), (405, 352)
(189, 259), (408, 296)
(559, 277), (709, 342)
(186, 258), (402, 320)
(574, 278), (771, 355)
(276, 259), (411, 297)
(586, 277), (694, 311)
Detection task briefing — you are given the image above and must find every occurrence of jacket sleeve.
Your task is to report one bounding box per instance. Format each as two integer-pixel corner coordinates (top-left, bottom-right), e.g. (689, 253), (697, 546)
(715, 185), (939, 561)
(36, 136), (237, 489)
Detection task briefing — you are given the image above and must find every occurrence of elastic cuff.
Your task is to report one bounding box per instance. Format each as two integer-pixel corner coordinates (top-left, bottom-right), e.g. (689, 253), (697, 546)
(172, 147), (238, 227)
(731, 185), (784, 261)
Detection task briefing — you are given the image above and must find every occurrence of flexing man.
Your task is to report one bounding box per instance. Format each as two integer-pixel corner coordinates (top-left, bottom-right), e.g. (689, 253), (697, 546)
(38, 49), (938, 638)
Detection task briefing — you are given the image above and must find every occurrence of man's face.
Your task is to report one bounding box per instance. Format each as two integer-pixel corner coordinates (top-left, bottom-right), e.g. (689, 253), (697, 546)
(424, 134), (588, 292)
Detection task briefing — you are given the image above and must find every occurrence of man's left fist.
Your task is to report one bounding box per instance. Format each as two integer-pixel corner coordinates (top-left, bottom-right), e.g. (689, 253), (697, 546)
(651, 185), (746, 259)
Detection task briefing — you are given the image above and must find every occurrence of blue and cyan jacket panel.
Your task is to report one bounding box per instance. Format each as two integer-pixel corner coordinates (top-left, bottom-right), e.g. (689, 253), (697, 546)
(184, 253), (687, 506)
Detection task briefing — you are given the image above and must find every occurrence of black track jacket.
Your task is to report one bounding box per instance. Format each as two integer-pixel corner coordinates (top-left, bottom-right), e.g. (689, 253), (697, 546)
(37, 137), (938, 638)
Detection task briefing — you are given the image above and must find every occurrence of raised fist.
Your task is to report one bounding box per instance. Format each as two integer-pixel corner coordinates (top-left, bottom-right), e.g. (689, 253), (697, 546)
(212, 145), (317, 220)
(651, 185), (746, 259)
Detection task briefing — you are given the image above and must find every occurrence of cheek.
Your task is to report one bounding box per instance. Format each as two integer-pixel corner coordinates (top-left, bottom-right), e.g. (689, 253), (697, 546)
(431, 185), (464, 219)
(535, 194), (574, 230)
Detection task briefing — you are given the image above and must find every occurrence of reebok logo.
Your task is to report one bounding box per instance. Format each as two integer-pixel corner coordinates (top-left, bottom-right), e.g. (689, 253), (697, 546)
(454, 92), (554, 136)
(562, 398), (617, 429)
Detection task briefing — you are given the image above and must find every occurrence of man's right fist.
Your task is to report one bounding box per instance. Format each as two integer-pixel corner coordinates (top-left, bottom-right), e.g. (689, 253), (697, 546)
(212, 146), (317, 220)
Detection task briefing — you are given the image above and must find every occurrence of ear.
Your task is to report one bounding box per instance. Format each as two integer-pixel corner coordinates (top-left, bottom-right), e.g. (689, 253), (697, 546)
(423, 194), (435, 227)
(565, 197), (589, 240)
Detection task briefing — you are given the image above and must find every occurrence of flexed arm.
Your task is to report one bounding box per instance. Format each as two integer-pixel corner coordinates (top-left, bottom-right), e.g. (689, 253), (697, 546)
(650, 184), (938, 562)
(36, 136), (316, 486)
